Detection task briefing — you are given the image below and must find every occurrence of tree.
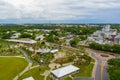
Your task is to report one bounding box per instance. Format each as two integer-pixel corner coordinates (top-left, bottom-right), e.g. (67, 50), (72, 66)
(108, 59), (120, 80)
(1, 33), (11, 39)
(20, 33), (32, 38)
(112, 44), (120, 54)
(45, 35), (59, 43)
(70, 37), (79, 47)
(103, 44), (111, 51)
(89, 42), (102, 50)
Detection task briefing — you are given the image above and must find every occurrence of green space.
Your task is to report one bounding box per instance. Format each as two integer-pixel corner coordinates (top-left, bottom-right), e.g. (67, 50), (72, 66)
(64, 77), (72, 80)
(18, 66), (49, 80)
(101, 54), (109, 57)
(89, 42), (120, 54)
(108, 58), (120, 80)
(72, 63), (94, 78)
(0, 40), (22, 56)
(0, 57), (28, 80)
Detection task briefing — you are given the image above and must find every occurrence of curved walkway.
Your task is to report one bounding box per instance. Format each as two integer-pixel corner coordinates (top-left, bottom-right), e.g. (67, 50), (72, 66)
(0, 56), (24, 58)
(13, 63), (32, 80)
(18, 48), (33, 63)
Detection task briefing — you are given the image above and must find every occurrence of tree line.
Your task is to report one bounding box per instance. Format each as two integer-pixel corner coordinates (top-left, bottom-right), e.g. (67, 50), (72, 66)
(89, 42), (120, 54)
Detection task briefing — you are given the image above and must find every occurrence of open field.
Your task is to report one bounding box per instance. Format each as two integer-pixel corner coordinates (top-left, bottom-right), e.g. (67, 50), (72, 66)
(0, 57), (28, 80)
(18, 66), (49, 80)
(73, 63), (94, 78)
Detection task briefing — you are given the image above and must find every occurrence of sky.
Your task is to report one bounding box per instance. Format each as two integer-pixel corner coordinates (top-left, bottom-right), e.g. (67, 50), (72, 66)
(0, 0), (120, 24)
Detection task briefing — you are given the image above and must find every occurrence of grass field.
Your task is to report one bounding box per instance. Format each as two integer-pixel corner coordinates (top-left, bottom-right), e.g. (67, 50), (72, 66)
(72, 63), (94, 78)
(64, 77), (72, 80)
(0, 57), (28, 80)
(18, 66), (49, 80)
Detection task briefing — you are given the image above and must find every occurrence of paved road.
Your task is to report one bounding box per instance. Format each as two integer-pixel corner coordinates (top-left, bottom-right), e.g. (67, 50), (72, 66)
(102, 63), (109, 80)
(91, 52), (110, 80)
(91, 53), (101, 80)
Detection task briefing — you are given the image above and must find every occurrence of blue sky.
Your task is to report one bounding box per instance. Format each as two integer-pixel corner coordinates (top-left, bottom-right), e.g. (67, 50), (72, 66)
(0, 0), (120, 24)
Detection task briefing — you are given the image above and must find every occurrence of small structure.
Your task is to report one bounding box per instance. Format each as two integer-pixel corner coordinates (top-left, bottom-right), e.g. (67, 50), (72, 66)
(23, 77), (34, 80)
(10, 33), (21, 39)
(50, 49), (58, 53)
(35, 48), (51, 54)
(35, 35), (44, 40)
(51, 65), (79, 79)
(6, 39), (37, 44)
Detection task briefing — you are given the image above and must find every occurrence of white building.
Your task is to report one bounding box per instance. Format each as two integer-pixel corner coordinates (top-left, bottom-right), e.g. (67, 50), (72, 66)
(51, 65), (79, 79)
(35, 48), (51, 53)
(10, 33), (21, 39)
(50, 49), (58, 53)
(35, 35), (44, 40)
(114, 34), (120, 44)
(102, 25), (110, 32)
(23, 77), (34, 80)
(87, 37), (95, 42)
(88, 25), (117, 45)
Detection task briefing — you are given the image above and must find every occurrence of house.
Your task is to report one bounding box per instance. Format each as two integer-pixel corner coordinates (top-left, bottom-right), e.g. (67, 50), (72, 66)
(50, 49), (58, 53)
(102, 25), (110, 32)
(23, 77), (34, 80)
(35, 35), (44, 40)
(51, 65), (79, 80)
(35, 48), (51, 54)
(87, 37), (95, 42)
(10, 33), (21, 39)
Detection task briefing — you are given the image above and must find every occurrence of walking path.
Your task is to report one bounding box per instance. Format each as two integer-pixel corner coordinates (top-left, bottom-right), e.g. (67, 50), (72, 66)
(13, 63), (32, 80)
(18, 48), (33, 63)
(0, 56), (24, 58)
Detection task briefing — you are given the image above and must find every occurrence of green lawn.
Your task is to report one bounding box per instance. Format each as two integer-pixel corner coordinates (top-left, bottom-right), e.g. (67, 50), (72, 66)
(72, 63), (94, 78)
(18, 66), (49, 80)
(0, 57), (28, 80)
(64, 77), (72, 80)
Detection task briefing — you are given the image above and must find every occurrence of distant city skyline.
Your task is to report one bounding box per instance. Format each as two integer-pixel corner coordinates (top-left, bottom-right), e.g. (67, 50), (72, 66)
(0, 0), (120, 24)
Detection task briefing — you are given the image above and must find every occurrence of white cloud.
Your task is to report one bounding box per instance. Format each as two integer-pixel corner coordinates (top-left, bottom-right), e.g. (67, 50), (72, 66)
(0, 0), (120, 20)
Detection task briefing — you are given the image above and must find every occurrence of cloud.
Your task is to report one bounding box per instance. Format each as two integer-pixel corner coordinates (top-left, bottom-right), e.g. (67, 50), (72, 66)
(0, 0), (120, 20)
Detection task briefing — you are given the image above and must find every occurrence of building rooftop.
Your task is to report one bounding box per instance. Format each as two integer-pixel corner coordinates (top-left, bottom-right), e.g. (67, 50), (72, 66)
(6, 39), (37, 44)
(51, 65), (79, 78)
(23, 77), (34, 80)
(50, 49), (58, 53)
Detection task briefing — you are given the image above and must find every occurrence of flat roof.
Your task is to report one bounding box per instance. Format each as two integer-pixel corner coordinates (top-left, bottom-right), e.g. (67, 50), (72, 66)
(23, 77), (34, 80)
(6, 39), (37, 44)
(51, 65), (79, 78)
(50, 49), (58, 53)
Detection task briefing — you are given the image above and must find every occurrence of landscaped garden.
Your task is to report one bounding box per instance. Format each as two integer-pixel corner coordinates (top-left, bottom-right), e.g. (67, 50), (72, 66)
(64, 77), (72, 80)
(0, 40), (22, 56)
(18, 66), (49, 80)
(72, 63), (94, 78)
(0, 57), (28, 80)
(101, 54), (109, 57)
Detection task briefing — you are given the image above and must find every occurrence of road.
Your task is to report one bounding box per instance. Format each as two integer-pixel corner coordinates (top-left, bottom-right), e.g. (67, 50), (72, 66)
(91, 53), (101, 80)
(102, 63), (109, 80)
(88, 49), (111, 80)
